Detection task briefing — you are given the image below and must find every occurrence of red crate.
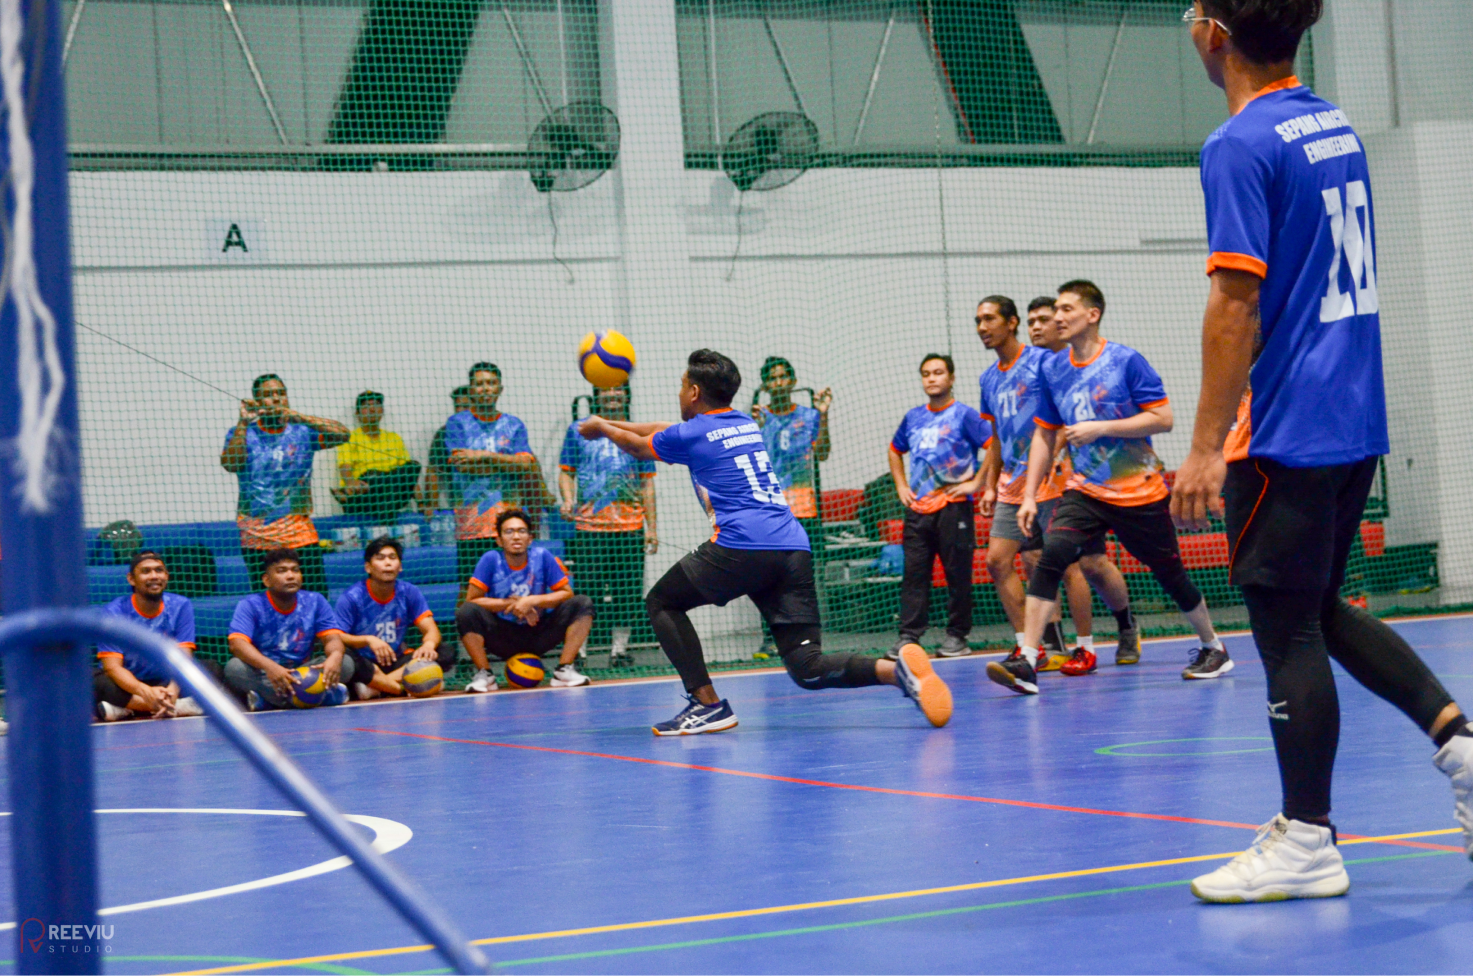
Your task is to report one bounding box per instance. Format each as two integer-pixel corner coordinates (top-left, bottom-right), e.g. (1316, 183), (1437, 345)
(976, 516), (993, 546)
(878, 519), (903, 544)
(820, 488), (863, 523)
(1179, 532), (1230, 570)
(1359, 521), (1385, 557)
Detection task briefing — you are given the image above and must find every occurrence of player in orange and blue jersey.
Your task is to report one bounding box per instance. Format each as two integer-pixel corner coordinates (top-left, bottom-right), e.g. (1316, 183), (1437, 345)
(335, 536), (452, 700)
(580, 349), (951, 734)
(1170, 0), (1470, 901)
(753, 357), (831, 525)
(987, 280), (1229, 697)
(888, 353), (991, 659)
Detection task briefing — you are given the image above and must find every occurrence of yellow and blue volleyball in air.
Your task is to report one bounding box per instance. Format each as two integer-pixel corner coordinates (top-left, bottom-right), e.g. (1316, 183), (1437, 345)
(578, 330), (636, 389)
(504, 652), (547, 689)
(402, 660), (444, 699)
(289, 666), (328, 708)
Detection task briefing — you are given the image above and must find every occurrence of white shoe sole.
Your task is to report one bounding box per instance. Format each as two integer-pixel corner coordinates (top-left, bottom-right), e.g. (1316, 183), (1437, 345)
(550, 676), (590, 687)
(1184, 658), (1236, 680)
(1191, 867), (1349, 903)
(651, 715), (738, 736)
(986, 661), (1038, 695)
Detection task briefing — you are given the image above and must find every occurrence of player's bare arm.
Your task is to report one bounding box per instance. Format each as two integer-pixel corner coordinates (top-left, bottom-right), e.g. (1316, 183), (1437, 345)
(229, 636), (295, 695)
(1017, 424), (1058, 537)
(1172, 268), (1260, 530)
(578, 416), (665, 460)
(1064, 401), (1173, 446)
(978, 438), (1002, 517)
(887, 446), (915, 508)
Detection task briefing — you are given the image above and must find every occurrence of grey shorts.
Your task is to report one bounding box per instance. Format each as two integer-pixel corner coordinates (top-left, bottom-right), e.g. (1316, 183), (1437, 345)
(990, 498), (1056, 551)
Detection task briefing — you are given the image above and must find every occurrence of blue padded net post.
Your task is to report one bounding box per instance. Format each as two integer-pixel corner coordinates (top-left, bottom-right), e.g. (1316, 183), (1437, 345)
(0, 0), (100, 972)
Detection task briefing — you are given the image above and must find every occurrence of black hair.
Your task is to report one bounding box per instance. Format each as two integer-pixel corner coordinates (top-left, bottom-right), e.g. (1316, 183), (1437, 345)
(1201, 0), (1322, 65)
(978, 295), (1019, 323)
(686, 349), (741, 407)
(760, 356), (795, 384)
(252, 373), (284, 398)
(355, 390), (384, 411)
(260, 548), (301, 574)
(452, 384), (471, 399)
(469, 361), (502, 382)
(1027, 296), (1056, 314)
(1058, 279), (1106, 318)
(364, 536), (403, 562)
(496, 508), (532, 534)
(919, 353), (955, 375)
(128, 550), (166, 573)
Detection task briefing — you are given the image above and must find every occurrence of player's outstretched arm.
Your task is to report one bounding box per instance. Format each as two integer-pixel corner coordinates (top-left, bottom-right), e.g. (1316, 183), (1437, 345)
(1173, 268), (1260, 530)
(577, 416), (662, 460)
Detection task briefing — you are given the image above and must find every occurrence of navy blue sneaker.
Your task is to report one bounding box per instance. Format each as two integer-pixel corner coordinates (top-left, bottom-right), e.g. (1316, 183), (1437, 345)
(322, 683), (349, 707)
(652, 695), (739, 736)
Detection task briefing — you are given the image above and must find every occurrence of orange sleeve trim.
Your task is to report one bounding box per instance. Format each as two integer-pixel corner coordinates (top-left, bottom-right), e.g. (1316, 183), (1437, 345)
(1034, 419), (1063, 430)
(1137, 398), (1169, 409)
(316, 629), (344, 639)
(178, 642), (197, 650)
(648, 439), (666, 463)
(639, 471), (656, 480)
(979, 412), (996, 422)
(227, 632), (252, 643)
(97, 650), (123, 659)
(1206, 252), (1267, 278)
(889, 444), (906, 455)
(559, 464), (576, 472)
(466, 577), (489, 592)
(552, 578), (571, 591)
(414, 611), (434, 625)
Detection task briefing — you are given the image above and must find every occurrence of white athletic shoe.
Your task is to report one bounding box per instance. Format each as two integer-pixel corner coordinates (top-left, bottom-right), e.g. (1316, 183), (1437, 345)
(172, 697), (204, 717)
(610, 628), (632, 667)
(352, 682), (381, 701)
(96, 701), (131, 722)
(551, 663), (591, 688)
(1433, 732), (1473, 860)
(1191, 814), (1349, 903)
(465, 668), (498, 693)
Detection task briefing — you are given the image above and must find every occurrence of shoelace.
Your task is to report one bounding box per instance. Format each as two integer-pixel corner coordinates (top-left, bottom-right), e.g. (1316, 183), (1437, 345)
(1188, 647), (1213, 668)
(1224, 819), (1287, 876)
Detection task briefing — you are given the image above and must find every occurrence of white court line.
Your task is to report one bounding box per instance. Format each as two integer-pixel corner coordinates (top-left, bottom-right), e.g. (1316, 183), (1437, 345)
(0, 808), (411, 930)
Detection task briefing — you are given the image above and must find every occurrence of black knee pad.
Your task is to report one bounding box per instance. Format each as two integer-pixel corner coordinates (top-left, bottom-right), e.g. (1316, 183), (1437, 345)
(1153, 565), (1203, 614)
(772, 624), (877, 690)
(1025, 535), (1079, 602)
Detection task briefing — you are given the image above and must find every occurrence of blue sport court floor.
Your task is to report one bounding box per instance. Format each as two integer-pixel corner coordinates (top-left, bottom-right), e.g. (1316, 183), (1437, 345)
(2, 615), (1471, 975)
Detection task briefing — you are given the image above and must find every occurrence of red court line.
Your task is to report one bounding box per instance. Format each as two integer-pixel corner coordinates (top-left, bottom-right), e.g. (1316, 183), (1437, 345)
(355, 728), (1464, 852)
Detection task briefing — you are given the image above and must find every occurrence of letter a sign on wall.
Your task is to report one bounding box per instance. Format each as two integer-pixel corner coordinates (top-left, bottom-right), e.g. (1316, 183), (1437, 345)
(206, 219), (266, 262)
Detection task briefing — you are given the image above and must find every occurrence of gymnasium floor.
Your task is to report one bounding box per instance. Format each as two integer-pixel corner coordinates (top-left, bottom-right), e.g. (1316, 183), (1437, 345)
(1, 616), (1470, 975)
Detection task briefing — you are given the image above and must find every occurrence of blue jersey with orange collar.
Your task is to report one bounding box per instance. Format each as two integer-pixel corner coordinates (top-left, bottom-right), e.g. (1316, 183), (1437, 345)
(334, 579), (432, 653)
(97, 592), (196, 684)
(890, 400), (990, 514)
(1035, 340), (1169, 507)
(558, 423), (656, 532)
(468, 547), (572, 625)
(444, 410), (534, 539)
(229, 590), (343, 667)
(650, 410), (810, 550)
(758, 404), (822, 518)
(1202, 77), (1388, 467)
(979, 345), (1066, 505)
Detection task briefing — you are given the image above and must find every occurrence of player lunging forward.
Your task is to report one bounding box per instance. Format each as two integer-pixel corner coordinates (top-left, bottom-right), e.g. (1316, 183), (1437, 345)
(988, 280), (1231, 696)
(1172, 0), (1471, 901)
(580, 349), (952, 735)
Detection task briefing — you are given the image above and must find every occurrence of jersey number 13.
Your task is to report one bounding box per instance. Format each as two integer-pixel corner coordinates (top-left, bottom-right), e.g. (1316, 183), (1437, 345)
(734, 451), (789, 506)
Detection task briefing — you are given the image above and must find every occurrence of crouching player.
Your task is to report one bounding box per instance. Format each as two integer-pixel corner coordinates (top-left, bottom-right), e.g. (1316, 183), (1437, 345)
(336, 536), (454, 699)
(456, 509), (594, 692)
(579, 348), (951, 735)
(95, 551), (222, 721)
(225, 548), (357, 710)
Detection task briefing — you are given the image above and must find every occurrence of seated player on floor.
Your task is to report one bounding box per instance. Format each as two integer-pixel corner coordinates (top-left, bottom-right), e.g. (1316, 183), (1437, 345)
(95, 551), (222, 722)
(224, 548), (356, 711)
(456, 509), (593, 692)
(335, 536), (454, 700)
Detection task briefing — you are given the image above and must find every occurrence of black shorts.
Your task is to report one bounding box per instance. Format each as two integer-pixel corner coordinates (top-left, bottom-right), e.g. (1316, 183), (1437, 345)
(1225, 456), (1379, 592)
(456, 594), (595, 659)
(676, 542), (820, 627)
(1044, 491), (1181, 573)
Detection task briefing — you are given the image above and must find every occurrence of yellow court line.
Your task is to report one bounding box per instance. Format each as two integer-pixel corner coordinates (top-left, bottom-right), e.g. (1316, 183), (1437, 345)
(168, 827), (1461, 975)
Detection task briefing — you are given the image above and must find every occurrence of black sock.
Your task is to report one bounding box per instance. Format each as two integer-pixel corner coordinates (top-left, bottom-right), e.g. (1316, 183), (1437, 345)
(1113, 607), (1135, 633)
(1432, 714), (1470, 749)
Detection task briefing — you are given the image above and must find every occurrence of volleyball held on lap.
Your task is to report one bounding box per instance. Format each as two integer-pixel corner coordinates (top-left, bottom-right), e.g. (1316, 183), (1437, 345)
(578, 330), (636, 388)
(289, 667), (328, 708)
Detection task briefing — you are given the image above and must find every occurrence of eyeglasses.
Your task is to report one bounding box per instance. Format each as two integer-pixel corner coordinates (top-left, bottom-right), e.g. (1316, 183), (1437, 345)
(1182, 6), (1232, 34)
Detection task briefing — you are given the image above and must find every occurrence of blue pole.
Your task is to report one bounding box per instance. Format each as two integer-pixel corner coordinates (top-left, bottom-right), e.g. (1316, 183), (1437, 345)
(0, 0), (99, 972)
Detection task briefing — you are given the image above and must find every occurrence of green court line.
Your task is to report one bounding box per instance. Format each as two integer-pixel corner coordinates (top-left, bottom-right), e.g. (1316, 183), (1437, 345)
(0, 956), (374, 975)
(494, 850), (1456, 970)
(1095, 736), (1273, 757)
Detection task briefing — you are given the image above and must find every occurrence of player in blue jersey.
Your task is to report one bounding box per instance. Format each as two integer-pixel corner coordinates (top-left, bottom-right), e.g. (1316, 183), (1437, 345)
(94, 551), (221, 721)
(1170, 1), (1471, 901)
(987, 281), (1230, 696)
(975, 296), (1129, 676)
(335, 537), (452, 699)
(446, 362), (548, 581)
(224, 548), (355, 710)
(579, 349), (952, 734)
(456, 509), (594, 691)
(888, 353), (991, 660)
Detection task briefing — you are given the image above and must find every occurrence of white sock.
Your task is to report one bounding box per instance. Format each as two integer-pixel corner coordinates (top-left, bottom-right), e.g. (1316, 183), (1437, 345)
(1021, 646), (1041, 667)
(1079, 635), (1094, 652)
(1014, 632), (1026, 648)
(1204, 636), (1224, 651)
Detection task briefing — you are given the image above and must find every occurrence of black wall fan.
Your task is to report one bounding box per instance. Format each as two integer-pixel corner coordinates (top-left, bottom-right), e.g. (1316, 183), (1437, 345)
(722, 111), (819, 192)
(529, 101), (621, 192)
